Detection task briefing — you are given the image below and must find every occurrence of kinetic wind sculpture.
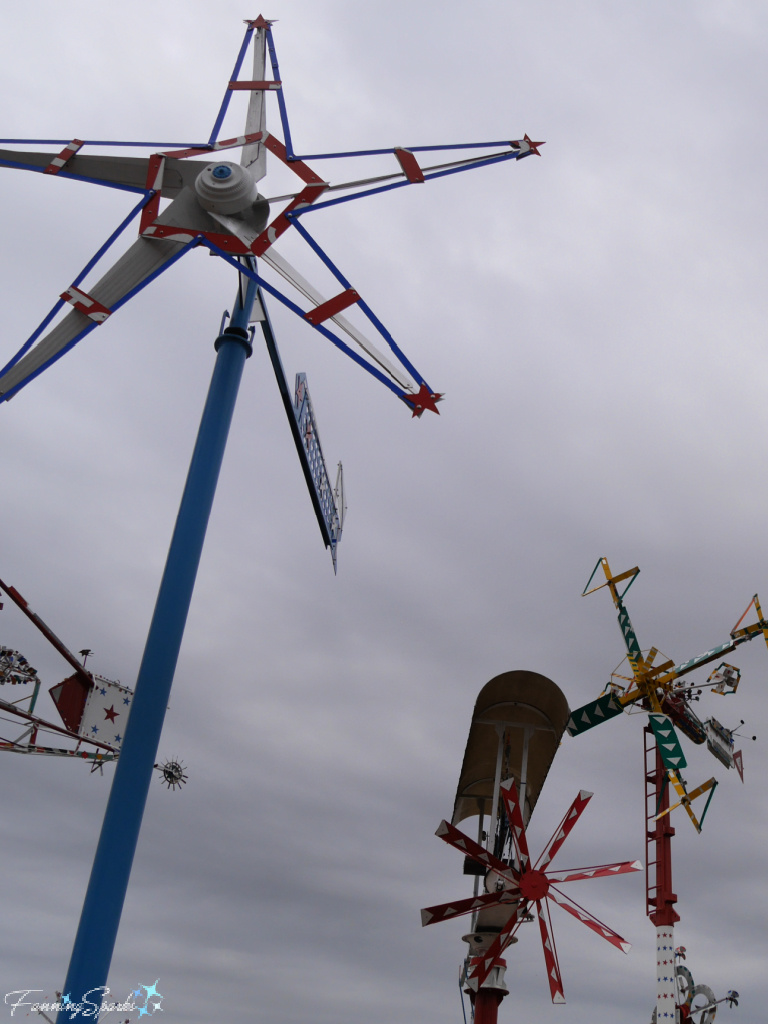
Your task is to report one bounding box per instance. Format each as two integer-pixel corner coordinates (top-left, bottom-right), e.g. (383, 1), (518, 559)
(659, 948), (740, 1024)
(568, 558), (767, 827)
(0, 575), (126, 768)
(0, 574), (187, 795)
(568, 558), (763, 1023)
(0, 16), (543, 1016)
(421, 671), (639, 1023)
(422, 781), (640, 1005)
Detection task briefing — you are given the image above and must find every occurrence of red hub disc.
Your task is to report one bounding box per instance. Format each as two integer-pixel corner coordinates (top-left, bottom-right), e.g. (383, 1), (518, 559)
(519, 869), (549, 901)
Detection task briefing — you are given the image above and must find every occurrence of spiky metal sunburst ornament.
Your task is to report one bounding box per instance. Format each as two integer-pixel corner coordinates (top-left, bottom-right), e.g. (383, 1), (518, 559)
(422, 779), (640, 1004)
(154, 758), (188, 791)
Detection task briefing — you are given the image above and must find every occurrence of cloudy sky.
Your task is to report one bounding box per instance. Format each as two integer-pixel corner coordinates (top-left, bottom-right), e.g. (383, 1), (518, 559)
(0, 1), (766, 1022)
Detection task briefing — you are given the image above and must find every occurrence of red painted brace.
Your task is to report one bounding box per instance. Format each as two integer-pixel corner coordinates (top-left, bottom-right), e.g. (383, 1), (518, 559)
(250, 182), (327, 256)
(45, 139), (84, 175)
(160, 132), (264, 160)
(304, 289), (360, 325)
(394, 148), (425, 183)
(261, 133), (326, 184)
(228, 80), (282, 91)
(139, 154), (165, 233)
(61, 286), (112, 323)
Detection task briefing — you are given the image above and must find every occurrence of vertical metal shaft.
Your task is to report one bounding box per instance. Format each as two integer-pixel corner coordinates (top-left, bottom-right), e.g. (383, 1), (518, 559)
(58, 273), (256, 1018)
(645, 727), (680, 1024)
(471, 986), (506, 1024)
(518, 724), (533, 825)
(486, 724), (505, 853)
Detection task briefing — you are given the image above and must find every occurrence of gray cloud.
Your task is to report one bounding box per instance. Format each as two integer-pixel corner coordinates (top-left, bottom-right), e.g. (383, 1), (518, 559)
(0, 1), (765, 1022)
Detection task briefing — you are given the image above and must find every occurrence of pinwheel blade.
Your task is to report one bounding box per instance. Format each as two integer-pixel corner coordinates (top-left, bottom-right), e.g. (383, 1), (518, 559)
(466, 904), (529, 990)
(648, 714), (688, 772)
(547, 883), (632, 953)
(536, 899), (565, 1004)
(434, 820), (512, 879)
(420, 889), (518, 927)
(535, 790), (593, 871)
(565, 691), (624, 737)
(655, 772), (717, 833)
(500, 777), (530, 871)
(545, 860), (642, 884)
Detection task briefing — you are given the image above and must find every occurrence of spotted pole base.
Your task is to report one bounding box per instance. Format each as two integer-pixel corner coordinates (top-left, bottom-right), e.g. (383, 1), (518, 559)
(656, 925), (678, 1022)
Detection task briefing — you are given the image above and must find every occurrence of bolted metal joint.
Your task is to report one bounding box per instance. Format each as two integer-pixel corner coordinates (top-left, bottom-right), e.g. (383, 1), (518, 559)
(214, 324), (253, 357)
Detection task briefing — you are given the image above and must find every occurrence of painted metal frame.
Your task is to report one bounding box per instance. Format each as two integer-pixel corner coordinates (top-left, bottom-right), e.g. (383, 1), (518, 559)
(0, 18), (541, 412)
(568, 556), (768, 831)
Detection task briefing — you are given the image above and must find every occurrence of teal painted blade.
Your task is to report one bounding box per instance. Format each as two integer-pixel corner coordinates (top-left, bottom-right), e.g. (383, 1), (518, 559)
(649, 714), (688, 771)
(566, 692), (624, 737)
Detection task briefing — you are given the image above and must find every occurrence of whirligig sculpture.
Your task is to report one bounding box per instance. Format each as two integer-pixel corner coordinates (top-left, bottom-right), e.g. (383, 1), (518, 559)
(0, 575), (128, 769)
(422, 671), (639, 1022)
(569, 558), (762, 1023)
(0, 16), (543, 1016)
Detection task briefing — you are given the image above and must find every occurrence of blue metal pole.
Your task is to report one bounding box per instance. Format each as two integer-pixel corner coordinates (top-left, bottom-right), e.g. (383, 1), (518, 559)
(58, 274), (256, 1019)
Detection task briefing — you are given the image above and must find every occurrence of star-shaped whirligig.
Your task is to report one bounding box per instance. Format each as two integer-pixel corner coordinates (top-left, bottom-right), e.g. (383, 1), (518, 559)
(422, 779), (640, 1003)
(0, 17), (543, 418)
(1, 18), (546, 1012)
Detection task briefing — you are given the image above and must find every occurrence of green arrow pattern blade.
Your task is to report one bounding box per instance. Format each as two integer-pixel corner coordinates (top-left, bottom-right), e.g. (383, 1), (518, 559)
(566, 692), (624, 737)
(617, 603), (643, 669)
(649, 714), (688, 771)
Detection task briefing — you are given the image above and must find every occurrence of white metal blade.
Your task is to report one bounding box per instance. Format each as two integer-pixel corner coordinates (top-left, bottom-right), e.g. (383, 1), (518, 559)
(261, 247), (415, 391)
(0, 149), (198, 198)
(241, 27), (268, 180)
(0, 189), (216, 398)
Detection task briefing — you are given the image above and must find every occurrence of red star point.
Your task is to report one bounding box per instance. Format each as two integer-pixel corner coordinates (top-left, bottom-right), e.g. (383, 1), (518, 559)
(520, 133), (545, 156)
(404, 384), (443, 418)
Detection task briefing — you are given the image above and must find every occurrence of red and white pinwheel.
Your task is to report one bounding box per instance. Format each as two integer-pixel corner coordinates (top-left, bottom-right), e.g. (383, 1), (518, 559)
(421, 779), (640, 1003)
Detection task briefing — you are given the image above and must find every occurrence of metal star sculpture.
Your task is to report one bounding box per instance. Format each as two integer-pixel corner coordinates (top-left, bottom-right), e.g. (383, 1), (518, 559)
(0, 16), (542, 414)
(0, 16), (545, 1012)
(422, 779), (640, 1004)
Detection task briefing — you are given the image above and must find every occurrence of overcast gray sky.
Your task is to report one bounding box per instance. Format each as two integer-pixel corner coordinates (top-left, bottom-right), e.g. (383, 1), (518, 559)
(0, 1), (767, 1022)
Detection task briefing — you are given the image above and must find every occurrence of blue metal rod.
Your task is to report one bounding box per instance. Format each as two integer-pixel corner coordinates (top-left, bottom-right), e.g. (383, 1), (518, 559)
(266, 28), (294, 158)
(57, 272), (257, 1019)
(294, 150), (520, 215)
(293, 140), (525, 160)
(71, 193), (153, 289)
(207, 24), (255, 146)
(0, 238), (200, 404)
(287, 217), (428, 388)
(0, 299), (65, 377)
(205, 242), (408, 400)
(0, 138), (206, 147)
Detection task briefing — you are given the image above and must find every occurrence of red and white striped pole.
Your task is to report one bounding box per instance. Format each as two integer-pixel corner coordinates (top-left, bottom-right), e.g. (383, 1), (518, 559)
(645, 727), (680, 1023)
(466, 958), (508, 1024)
